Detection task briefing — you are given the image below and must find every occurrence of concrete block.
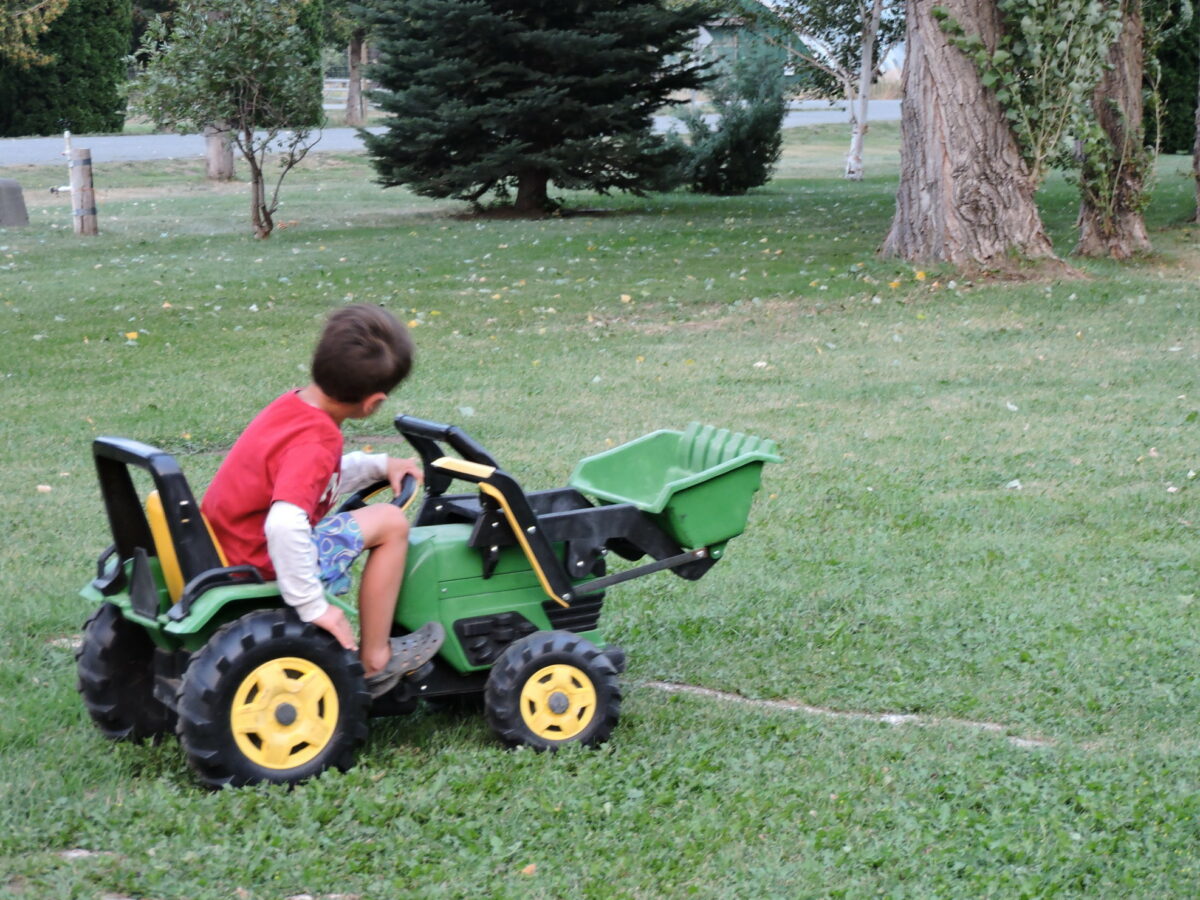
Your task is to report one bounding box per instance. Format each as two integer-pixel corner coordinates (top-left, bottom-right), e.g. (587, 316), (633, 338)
(0, 179), (29, 227)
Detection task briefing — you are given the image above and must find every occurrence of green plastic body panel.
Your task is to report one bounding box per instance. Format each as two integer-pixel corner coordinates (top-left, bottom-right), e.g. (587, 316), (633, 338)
(80, 557), (351, 653)
(80, 556), (177, 649)
(81, 522), (605, 675)
(568, 423), (782, 548)
(394, 524), (568, 673)
(79, 580), (173, 649)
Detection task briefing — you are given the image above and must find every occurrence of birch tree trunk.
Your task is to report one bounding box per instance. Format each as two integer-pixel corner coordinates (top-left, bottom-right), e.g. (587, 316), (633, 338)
(845, 0), (884, 180)
(345, 29), (367, 128)
(881, 0), (1056, 266)
(1075, 1), (1151, 258)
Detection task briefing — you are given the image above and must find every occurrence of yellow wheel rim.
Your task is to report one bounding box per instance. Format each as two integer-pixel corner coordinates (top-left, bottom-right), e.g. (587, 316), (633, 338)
(519, 664), (597, 741)
(230, 657), (340, 770)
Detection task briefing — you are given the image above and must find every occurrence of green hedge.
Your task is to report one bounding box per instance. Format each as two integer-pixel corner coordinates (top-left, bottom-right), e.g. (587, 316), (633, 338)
(0, 0), (133, 138)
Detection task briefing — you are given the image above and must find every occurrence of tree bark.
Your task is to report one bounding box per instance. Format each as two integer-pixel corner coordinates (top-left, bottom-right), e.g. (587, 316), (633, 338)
(345, 29), (367, 128)
(204, 124), (234, 181)
(241, 128), (272, 239)
(1194, 49), (1200, 223)
(514, 170), (550, 213)
(880, 0), (1056, 267)
(1075, 1), (1150, 258)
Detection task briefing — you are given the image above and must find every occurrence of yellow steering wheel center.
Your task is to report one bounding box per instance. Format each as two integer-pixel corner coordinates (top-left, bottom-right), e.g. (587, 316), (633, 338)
(519, 664), (597, 741)
(230, 656), (339, 770)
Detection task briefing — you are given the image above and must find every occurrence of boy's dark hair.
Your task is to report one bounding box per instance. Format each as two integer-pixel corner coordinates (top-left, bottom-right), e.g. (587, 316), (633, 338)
(311, 304), (413, 403)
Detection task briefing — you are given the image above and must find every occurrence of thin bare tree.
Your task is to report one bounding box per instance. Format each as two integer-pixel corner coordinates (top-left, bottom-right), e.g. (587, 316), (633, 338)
(762, 0), (903, 180)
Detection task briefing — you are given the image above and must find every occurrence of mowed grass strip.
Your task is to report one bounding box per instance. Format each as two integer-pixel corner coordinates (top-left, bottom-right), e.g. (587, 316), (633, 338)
(2, 125), (1199, 897)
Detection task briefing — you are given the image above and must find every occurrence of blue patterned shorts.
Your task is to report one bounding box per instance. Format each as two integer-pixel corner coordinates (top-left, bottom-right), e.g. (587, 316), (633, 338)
(313, 512), (366, 596)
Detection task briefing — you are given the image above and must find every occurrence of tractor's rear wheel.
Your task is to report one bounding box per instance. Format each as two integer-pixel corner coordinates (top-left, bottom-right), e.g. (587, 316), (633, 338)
(176, 609), (370, 788)
(76, 602), (176, 741)
(485, 631), (621, 750)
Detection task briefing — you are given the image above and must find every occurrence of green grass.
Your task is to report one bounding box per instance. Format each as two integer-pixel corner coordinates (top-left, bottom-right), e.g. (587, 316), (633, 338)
(3, 125), (1200, 897)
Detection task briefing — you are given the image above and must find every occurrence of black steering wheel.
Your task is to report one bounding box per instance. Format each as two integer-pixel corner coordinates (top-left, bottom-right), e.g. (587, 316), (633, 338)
(334, 472), (419, 515)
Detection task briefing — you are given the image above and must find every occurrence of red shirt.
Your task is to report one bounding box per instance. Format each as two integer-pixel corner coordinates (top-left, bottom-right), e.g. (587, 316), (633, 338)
(202, 391), (344, 578)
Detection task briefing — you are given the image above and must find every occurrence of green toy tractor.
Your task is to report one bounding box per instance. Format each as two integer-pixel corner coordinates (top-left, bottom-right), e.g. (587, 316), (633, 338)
(77, 415), (780, 787)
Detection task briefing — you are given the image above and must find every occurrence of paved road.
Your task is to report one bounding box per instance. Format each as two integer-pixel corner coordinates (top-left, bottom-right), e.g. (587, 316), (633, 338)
(0, 128), (385, 168)
(0, 101), (901, 168)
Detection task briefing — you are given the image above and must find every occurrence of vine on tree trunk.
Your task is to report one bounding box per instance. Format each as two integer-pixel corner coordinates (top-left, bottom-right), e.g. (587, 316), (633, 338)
(933, 1), (1122, 185)
(935, 1), (1191, 250)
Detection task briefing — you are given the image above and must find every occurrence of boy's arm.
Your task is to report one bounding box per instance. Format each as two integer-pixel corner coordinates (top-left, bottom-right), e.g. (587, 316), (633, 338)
(341, 451), (423, 496)
(339, 451), (389, 496)
(264, 501), (356, 650)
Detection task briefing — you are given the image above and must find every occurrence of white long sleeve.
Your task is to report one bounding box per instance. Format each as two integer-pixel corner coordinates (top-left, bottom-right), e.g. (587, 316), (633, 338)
(339, 451), (389, 496)
(264, 500), (328, 622)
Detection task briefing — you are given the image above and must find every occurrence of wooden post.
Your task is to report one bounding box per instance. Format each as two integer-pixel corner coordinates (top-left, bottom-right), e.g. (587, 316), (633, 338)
(68, 148), (98, 236)
(345, 31), (367, 127)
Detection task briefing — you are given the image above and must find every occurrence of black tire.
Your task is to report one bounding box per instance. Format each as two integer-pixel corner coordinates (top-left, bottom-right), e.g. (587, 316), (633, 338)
(176, 609), (370, 788)
(484, 631), (621, 750)
(76, 602), (176, 741)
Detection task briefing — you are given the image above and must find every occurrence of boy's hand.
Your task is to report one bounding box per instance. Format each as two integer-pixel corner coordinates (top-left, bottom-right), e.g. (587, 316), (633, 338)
(312, 606), (358, 652)
(387, 456), (423, 496)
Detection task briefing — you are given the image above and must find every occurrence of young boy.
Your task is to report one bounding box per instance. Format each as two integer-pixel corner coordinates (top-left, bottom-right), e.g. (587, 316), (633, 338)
(202, 304), (442, 697)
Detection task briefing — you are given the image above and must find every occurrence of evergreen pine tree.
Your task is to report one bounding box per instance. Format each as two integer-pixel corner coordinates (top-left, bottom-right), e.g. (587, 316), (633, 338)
(358, 0), (711, 213)
(0, 0), (132, 137)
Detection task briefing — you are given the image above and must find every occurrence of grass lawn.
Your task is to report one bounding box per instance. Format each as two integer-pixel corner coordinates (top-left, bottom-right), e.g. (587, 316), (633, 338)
(2, 122), (1200, 897)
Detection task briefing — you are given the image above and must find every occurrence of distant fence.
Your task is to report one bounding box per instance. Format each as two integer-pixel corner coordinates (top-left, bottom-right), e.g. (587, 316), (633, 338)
(322, 78), (378, 112)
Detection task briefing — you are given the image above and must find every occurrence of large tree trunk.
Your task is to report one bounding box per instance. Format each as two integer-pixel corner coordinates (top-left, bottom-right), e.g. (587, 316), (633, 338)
(514, 170), (550, 213)
(1075, 2), (1151, 258)
(345, 29), (367, 128)
(204, 124), (234, 181)
(881, 0), (1056, 267)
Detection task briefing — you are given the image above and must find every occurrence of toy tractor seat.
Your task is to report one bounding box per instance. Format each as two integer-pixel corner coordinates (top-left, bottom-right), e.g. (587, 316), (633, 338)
(91, 437), (263, 620)
(144, 489), (230, 604)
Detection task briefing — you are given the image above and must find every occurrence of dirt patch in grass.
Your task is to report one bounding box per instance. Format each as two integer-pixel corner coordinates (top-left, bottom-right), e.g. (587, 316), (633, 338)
(97, 182), (248, 201)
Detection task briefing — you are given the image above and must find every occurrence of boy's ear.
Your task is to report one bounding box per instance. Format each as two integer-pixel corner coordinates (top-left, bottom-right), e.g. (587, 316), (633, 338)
(362, 392), (389, 417)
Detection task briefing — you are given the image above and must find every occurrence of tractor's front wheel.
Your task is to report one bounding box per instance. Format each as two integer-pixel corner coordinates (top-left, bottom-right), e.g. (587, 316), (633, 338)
(76, 602), (176, 741)
(485, 631), (621, 750)
(176, 609), (370, 788)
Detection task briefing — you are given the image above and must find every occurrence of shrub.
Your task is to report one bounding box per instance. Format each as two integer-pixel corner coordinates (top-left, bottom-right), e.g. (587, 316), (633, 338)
(680, 48), (787, 196)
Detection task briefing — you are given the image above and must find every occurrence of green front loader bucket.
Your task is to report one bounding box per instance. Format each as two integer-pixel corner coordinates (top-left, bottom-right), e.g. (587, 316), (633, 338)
(568, 423), (781, 549)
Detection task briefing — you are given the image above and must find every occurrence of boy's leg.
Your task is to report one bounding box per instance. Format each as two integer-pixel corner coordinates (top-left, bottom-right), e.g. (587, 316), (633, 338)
(349, 504), (410, 677)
